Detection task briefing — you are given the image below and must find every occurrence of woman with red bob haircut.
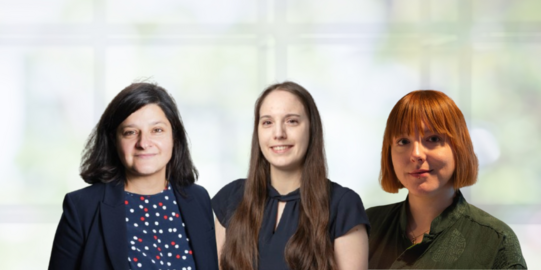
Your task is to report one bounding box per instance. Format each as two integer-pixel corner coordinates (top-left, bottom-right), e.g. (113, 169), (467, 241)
(367, 90), (526, 269)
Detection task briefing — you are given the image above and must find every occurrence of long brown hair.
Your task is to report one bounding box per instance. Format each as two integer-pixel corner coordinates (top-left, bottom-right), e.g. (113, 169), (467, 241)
(220, 82), (335, 270)
(380, 90), (478, 193)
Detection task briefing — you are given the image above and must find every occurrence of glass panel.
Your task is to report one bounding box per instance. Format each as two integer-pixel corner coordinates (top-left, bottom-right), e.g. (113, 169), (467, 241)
(0, 47), (94, 205)
(471, 43), (541, 205)
(0, 223), (58, 269)
(287, 0), (422, 23)
(473, 0), (541, 22)
(106, 0), (257, 23)
(0, 0), (93, 23)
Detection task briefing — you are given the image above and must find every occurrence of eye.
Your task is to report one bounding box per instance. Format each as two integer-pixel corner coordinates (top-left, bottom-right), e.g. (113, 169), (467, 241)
(427, 135), (442, 143)
(397, 138), (409, 146)
(154, 127), (164, 133)
(123, 130), (136, 136)
(287, 118), (299, 125)
(261, 120), (272, 126)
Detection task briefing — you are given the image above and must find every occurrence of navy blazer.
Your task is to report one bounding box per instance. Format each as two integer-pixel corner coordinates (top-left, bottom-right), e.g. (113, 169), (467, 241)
(48, 181), (218, 270)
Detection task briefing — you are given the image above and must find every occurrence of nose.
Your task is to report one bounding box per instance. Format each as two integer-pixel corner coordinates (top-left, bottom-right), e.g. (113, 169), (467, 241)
(273, 123), (286, 140)
(410, 140), (426, 163)
(135, 132), (151, 149)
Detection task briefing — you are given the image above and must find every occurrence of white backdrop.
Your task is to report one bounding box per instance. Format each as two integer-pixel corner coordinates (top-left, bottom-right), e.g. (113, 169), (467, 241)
(1, 0), (541, 268)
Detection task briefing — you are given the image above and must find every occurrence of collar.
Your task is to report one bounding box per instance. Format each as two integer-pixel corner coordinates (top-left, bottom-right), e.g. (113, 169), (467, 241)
(399, 190), (469, 236)
(268, 184), (300, 202)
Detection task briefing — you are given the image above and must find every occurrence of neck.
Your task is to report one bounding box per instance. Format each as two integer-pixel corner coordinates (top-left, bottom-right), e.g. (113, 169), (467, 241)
(269, 167), (302, 195)
(124, 173), (167, 195)
(407, 186), (456, 233)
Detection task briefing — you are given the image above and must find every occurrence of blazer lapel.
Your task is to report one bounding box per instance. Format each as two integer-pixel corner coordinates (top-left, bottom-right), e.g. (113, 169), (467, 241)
(174, 187), (210, 269)
(100, 181), (128, 270)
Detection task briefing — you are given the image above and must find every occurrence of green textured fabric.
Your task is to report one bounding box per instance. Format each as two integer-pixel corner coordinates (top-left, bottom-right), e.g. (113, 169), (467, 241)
(367, 190), (527, 269)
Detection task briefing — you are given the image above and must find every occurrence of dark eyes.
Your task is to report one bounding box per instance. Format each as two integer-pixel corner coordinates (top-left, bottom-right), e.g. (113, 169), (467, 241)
(121, 128), (164, 136)
(427, 135), (441, 142)
(260, 119), (299, 126)
(396, 135), (443, 145)
(287, 119), (299, 124)
(397, 138), (409, 146)
(123, 130), (136, 136)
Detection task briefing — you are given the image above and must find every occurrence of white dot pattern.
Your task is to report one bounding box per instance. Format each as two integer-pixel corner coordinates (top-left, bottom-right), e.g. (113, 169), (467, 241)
(125, 184), (195, 270)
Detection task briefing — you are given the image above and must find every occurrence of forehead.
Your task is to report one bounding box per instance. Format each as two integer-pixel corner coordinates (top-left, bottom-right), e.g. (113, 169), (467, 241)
(259, 90), (305, 115)
(394, 121), (434, 136)
(121, 104), (169, 125)
(390, 114), (452, 140)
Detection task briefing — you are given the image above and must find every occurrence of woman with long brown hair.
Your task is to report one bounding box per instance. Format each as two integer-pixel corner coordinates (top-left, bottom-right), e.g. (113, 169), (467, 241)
(367, 90), (526, 269)
(212, 81), (370, 270)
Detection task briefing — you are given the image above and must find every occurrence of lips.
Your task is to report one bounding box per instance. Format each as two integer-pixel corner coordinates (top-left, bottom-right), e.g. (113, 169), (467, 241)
(270, 145), (292, 153)
(409, 169), (433, 177)
(134, 153), (156, 158)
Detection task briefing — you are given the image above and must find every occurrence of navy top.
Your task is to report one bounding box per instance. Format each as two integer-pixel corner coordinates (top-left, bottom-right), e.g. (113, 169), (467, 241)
(212, 179), (370, 270)
(125, 184), (196, 270)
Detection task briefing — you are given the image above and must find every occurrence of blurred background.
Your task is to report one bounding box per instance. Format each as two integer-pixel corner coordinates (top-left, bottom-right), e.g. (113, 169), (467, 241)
(1, 0), (540, 268)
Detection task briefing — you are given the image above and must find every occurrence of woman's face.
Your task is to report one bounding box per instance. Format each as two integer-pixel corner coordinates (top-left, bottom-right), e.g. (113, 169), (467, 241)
(258, 90), (310, 175)
(116, 104), (174, 181)
(391, 122), (456, 198)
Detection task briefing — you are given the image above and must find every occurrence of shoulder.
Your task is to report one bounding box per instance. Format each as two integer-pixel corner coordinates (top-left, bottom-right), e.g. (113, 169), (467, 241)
(218, 178), (246, 194)
(60, 182), (113, 225)
(64, 182), (108, 205)
(213, 179), (246, 203)
(329, 181), (356, 200)
(328, 181), (364, 209)
(463, 203), (519, 239)
(461, 203), (527, 268)
(182, 183), (211, 198)
(327, 180), (371, 238)
(211, 179), (246, 227)
(366, 201), (403, 226)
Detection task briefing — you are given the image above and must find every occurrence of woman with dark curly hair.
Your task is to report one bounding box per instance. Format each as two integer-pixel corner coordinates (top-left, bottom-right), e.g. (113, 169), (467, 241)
(49, 82), (218, 270)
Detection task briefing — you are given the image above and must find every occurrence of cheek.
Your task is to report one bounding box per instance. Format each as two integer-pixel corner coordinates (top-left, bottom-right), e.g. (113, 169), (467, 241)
(300, 125), (310, 146)
(444, 150), (456, 172)
(116, 141), (129, 157)
(433, 149), (455, 169)
(257, 128), (267, 147)
(390, 150), (403, 168)
(163, 137), (174, 156)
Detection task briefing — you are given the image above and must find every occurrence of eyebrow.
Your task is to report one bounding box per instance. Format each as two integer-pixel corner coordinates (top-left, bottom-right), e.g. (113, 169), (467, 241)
(259, 113), (301, 120)
(119, 121), (168, 128)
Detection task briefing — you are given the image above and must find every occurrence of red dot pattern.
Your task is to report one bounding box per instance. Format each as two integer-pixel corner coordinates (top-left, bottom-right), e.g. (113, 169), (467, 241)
(125, 184), (195, 269)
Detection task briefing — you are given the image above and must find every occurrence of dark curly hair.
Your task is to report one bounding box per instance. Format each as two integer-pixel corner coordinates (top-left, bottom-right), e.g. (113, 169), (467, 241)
(80, 82), (198, 190)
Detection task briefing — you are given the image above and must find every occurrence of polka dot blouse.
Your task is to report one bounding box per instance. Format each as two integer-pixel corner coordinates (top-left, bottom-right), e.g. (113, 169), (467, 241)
(125, 184), (196, 270)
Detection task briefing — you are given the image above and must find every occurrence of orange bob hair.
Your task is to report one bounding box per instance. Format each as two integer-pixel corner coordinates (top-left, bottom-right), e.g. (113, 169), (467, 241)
(380, 90), (479, 193)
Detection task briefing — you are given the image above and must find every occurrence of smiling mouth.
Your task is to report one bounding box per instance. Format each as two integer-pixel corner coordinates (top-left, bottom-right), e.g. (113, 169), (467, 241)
(135, 154), (156, 158)
(271, 145), (292, 152)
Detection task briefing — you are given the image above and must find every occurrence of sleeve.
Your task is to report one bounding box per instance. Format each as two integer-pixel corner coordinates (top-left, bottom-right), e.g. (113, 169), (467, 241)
(211, 179), (244, 228)
(330, 189), (370, 240)
(48, 194), (84, 270)
(492, 228), (527, 269)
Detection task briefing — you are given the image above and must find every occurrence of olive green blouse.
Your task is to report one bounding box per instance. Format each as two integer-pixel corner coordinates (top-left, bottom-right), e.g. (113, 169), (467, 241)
(367, 191), (527, 269)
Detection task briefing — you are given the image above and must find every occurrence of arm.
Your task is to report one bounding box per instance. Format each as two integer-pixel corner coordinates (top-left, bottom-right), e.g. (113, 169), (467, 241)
(334, 224), (369, 270)
(48, 194), (84, 270)
(492, 228), (527, 269)
(215, 217), (226, 269)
